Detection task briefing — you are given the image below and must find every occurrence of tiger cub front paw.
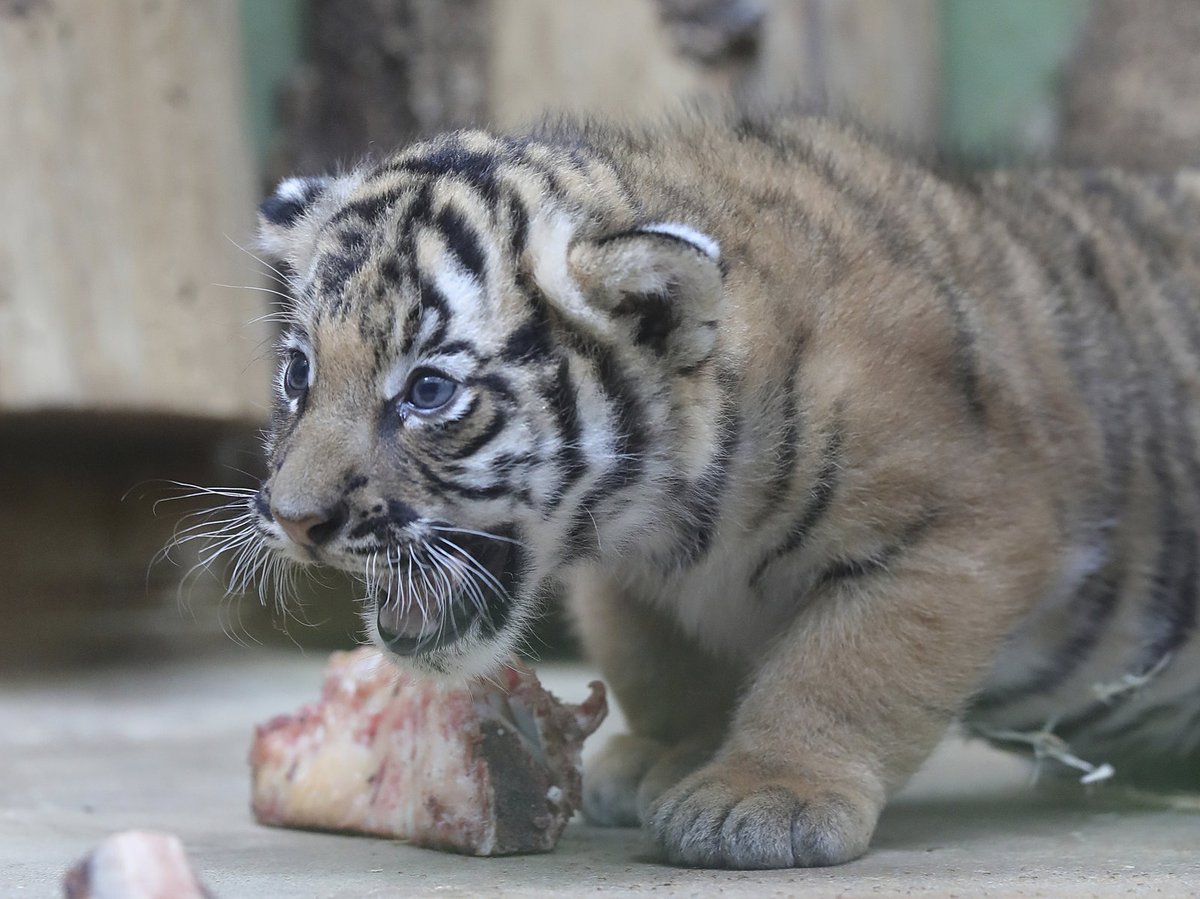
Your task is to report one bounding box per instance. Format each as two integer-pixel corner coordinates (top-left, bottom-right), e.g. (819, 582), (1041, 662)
(583, 734), (666, 827)
(647, 757), (881, 868)
(583, 734), (720, 827)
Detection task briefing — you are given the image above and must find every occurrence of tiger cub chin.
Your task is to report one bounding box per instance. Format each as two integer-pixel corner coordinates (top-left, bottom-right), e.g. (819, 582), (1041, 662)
(248, 114), (1200, 868)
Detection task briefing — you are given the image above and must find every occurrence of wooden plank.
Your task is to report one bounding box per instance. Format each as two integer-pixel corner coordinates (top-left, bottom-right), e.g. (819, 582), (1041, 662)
(489, 0), (939, 145)
(490, 0), (730, 129)
(0, 0), (269, 420)
(748, 0), (940, 146)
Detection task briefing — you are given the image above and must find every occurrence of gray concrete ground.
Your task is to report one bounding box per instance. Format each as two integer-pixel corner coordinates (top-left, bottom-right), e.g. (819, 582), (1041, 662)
(3, 644), (1199, 898)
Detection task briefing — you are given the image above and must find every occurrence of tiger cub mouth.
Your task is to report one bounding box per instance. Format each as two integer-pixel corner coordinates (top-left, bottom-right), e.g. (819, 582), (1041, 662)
(369, 531), (519, 657)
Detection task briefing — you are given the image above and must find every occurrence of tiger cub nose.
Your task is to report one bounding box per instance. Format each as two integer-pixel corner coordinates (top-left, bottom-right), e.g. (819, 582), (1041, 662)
(272, 503), (348, 548)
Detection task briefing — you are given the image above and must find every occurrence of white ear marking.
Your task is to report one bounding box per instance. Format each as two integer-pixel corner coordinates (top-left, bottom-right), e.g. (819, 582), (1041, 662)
(637, 222), (721, 261)
(256, 171), (363, 269)
(275, 177), (319, 203)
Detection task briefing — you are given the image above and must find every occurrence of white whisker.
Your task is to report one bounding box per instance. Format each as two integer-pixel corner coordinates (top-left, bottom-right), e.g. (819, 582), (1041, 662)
(436, 537), (512, 602)
(428, 524), (525, 547)
(212, 282), (298, 304)
(223, 233), (293, 287)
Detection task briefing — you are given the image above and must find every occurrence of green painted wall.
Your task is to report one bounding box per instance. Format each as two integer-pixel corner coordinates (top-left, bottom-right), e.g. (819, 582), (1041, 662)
(940, 0), (1091, 160)
(235, 1), (1095, 172)
(239, 0), (306, 174)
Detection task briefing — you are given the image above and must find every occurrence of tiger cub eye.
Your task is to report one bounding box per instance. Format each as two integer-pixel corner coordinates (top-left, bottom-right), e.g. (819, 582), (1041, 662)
(284, 352), (310, 398)
(406, 371), (457, 411)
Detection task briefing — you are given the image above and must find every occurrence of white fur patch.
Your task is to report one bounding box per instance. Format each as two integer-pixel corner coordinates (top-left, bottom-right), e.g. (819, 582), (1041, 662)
(274, 176), (322, 204)
(434, 260), (485, 321)
(529, 211), (606, 328)
(639, 222), (721, 260)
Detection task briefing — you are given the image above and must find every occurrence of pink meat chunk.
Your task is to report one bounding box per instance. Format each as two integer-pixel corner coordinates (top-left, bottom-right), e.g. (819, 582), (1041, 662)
(63, 830), (212, 899)
(249, 648), (607, 856)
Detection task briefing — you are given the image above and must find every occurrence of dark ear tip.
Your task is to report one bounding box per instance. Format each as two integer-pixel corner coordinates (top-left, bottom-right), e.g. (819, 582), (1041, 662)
(259, 195), (306, 227)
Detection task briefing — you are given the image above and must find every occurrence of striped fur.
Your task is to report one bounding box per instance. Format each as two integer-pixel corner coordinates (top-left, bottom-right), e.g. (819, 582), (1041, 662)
(251, 116), (1200, 868)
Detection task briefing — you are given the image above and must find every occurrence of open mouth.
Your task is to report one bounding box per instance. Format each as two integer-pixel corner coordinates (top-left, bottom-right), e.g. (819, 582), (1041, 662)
(370, 528), (520, 657)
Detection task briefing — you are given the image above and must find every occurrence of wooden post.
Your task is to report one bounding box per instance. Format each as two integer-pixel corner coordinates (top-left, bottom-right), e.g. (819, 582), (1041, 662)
(0, 0), (269, 418)
(0, 0), (270, 660)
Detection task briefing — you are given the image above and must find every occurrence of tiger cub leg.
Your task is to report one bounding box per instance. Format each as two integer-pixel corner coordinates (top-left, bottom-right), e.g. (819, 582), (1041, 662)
(568, 571), (742, 827)
(649, 518), (1050, 868)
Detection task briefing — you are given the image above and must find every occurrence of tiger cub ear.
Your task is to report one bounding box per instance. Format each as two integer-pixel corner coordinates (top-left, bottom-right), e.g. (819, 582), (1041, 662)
(568, 222), (724, 368)
(257, 174), (358, 275)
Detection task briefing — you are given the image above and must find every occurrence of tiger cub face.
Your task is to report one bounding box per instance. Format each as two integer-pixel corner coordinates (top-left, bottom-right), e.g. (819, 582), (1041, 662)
(253, 132), (725, 677)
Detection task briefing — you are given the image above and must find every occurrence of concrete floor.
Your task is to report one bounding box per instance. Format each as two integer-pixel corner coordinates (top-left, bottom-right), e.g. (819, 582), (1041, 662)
(4, 643), (1200, 898)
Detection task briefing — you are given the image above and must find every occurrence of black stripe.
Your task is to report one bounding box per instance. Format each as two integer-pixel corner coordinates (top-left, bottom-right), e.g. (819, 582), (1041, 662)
(406, 181), (434, 227)
(598, 226), (714, 259)
(449, 406), (506, 460)
(518, 269), (605, 368)
(969, 566), (1121, 715)
(433, 340), (482, 359)
(317, 250), (367, 312)
(465, 372), (518, 405)
(328, 186), (405, 227)
(614, 290), (677, 356)
(501, 320), (552, 363)
(561, 472), (629, 561)
(503, 271), (555, 363)
(911, 188), (988, 426)
(987, 180), (1136, 505)
(413, 458), (511, 502)
(379, 256), (404, 288)
(1070, 181), (1200, 672)
(750, 366), (803, 528)
(506, 192), (529, 257)
(749, 426), (843, 589)
(803, 149), (987, 425)
(938, 283), (987, 423)
(390, 144), (501, 201)
(477, 533), (526, 640)
(1050, 653), (1179, 744)
(260, 180), (323, 227)
(663, 391), (743, 569)
(1090, 698), (1181, 746)
(409, 276), (450, 356)
(542, 357), (586, 510)
(592, 346), (649, 460)
(260, 195), (304, 227)
(558, 349), (649, 561)
(398, 301), (423, 357)
(435, 206), (487, 281)
(810, 511), (938, 594)
(1140, 455), (1198, 669)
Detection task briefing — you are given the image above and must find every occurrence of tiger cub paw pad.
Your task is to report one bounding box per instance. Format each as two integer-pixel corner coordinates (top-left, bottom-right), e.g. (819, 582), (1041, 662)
(648, 767), (874, 868)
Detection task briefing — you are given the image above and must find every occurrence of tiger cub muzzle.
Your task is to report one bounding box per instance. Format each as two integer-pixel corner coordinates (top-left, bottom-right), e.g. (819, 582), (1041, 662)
(261, 489), (521, 658)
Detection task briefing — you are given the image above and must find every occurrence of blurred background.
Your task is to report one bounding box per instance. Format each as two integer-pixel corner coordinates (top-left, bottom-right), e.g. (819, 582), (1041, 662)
(2, 0), (1196, 671)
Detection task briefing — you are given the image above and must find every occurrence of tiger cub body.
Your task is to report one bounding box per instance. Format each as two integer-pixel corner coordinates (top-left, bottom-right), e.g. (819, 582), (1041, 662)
(251, 115), (1200, 868)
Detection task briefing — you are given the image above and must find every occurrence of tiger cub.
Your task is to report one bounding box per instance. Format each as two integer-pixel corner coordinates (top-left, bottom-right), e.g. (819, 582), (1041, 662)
(250, 114), (1200, 868)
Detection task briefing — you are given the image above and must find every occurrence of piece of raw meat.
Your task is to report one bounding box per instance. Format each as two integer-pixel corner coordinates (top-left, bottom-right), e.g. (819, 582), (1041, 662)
(63, 830), (212, 899)
(249, 648), (607, 855)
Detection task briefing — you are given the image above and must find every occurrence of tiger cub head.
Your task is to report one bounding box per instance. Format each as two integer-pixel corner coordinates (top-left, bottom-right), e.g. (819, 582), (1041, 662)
(252, 131), (725, 678)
